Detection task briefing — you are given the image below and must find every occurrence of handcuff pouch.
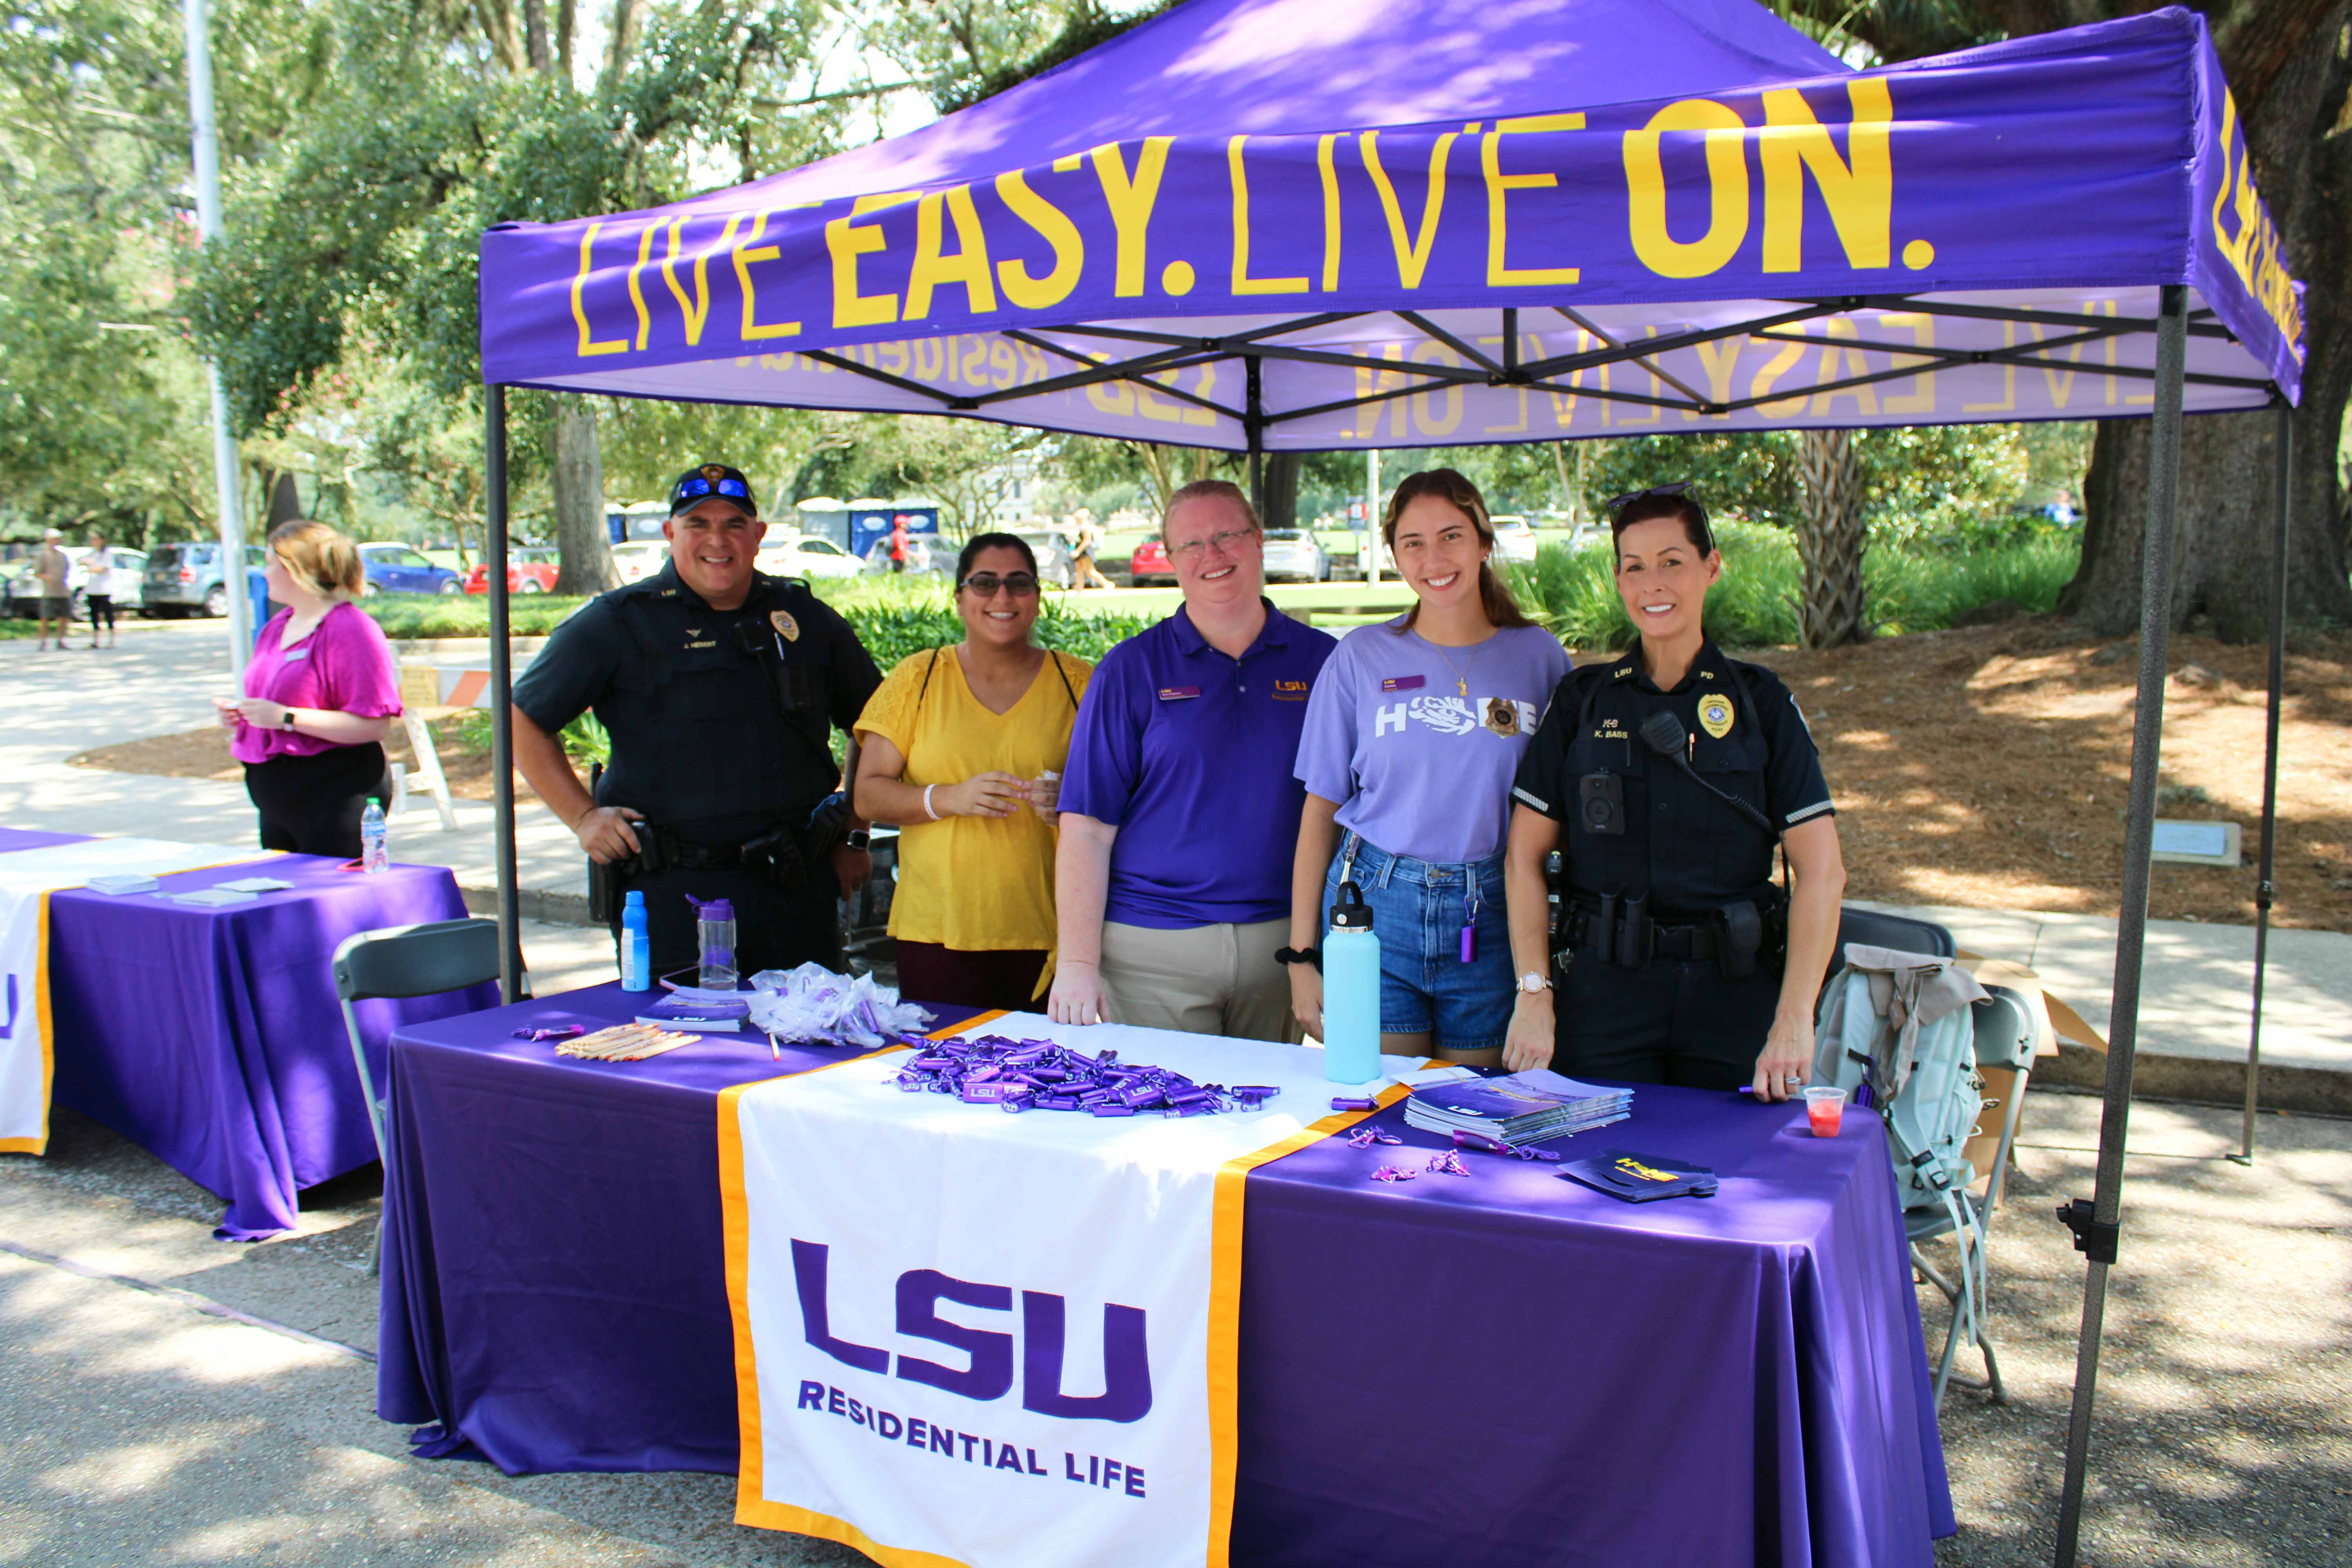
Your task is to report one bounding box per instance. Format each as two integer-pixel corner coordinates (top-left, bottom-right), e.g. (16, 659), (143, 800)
(1614, 892), (1652, 969)
(741, 825), (808, 893)
(1593, 891), (1619, 967)
(1718, 900), (1763, 980)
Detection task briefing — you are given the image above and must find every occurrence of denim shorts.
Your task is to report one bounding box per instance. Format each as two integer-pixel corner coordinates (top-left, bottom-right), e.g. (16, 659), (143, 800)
(1321, 833), (1514, 1052)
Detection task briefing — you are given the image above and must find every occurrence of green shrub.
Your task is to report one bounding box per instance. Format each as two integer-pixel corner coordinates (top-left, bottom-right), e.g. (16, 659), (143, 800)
(1499, 525), (2081, 650)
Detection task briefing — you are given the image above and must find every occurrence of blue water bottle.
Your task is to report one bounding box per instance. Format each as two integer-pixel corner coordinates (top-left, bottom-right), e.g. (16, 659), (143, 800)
(619, 890), (651, 992)
(1321, 880), (1382, 1085)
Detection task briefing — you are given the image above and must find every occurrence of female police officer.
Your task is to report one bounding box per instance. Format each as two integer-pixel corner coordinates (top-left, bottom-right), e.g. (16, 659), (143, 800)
(1500, 486), (1844, 1101)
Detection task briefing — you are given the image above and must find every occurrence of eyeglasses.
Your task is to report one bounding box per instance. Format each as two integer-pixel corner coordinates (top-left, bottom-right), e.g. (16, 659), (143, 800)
(674, 475), (750, 501)
(959, 573), (1039, 597)
(1165, 527), (1261, 563)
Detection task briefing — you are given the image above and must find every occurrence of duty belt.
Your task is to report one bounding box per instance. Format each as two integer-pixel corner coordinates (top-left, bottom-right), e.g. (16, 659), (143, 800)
(1561, 904), (1724, 962)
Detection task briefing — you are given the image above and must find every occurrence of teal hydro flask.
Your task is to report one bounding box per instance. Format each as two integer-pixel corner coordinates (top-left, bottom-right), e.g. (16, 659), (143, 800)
(1322, 880), (1382, 1085)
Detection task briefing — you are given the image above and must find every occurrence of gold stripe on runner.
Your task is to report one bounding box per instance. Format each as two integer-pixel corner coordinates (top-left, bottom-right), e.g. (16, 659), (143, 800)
(1202, 1078), (1414, 1566)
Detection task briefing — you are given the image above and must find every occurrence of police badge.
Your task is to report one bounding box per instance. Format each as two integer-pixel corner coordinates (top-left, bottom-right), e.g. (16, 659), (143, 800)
(771, 609), (800, 642)
(1698, 692), (1734, 739)
(1481, 697), (1522, 737)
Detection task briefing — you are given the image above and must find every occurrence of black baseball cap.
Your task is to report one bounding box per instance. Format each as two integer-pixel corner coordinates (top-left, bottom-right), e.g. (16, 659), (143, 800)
(668, 463), (757, 519)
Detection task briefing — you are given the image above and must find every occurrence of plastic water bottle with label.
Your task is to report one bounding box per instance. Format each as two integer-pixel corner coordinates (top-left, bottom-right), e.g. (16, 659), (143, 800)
(360, 799), (388, 875)
(619, 890), (651, 992)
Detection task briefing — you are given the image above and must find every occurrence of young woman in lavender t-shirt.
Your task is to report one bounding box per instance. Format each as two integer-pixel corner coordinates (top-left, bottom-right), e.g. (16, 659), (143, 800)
(1286, 471), (1572, 1062)
(212, 521), (402, 858)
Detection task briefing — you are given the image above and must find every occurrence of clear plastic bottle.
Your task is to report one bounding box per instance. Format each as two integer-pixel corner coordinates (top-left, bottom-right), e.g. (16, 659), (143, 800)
(619, 890), (651, 992)
(360, 798), (388, 875)
(692, 895), (737, 990)
(1321, 880), (1382, 1085)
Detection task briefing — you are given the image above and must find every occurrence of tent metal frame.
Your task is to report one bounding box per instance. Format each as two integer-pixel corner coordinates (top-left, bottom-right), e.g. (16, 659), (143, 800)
(478, 277), (2295, 1568)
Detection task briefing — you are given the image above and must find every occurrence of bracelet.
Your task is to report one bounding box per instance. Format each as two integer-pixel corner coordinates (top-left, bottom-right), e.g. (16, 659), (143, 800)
(922, 783), (939, 820)
(1275, 946), (1322, 973)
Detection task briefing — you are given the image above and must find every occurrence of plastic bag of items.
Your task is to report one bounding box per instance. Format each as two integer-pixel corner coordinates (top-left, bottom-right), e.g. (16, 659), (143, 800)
(744, 962), (932, 1048)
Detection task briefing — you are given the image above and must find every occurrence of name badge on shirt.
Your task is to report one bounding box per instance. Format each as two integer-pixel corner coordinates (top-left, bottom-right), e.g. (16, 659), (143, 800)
(1157, 685), (1200, 701)
(282, 648), (310, 662)
(1379, 674), (1425, 692)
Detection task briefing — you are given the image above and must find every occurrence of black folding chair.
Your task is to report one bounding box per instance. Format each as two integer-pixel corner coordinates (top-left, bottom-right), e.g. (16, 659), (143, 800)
(332, 917), (508, 1273)
(1835, 904), (1956, 965)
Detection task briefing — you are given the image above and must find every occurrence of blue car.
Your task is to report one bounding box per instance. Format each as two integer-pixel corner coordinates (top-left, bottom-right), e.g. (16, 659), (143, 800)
(359, 543), (464, 595)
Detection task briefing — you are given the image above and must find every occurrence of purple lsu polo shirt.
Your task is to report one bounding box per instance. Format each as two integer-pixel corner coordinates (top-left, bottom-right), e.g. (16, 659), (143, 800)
(1061, 602), (1337, 929)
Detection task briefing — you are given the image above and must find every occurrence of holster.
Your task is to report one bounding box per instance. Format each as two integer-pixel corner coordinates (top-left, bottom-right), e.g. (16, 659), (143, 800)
(1613, 892), (1652, 969)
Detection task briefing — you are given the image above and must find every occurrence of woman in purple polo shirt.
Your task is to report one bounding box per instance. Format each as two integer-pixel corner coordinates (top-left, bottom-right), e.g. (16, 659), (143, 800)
(213, 521), (402, 858)
(1287, 470), (1570, 1062)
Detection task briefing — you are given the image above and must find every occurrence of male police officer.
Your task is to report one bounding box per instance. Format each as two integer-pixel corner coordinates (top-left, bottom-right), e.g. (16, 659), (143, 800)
(512, 463), (881, 979)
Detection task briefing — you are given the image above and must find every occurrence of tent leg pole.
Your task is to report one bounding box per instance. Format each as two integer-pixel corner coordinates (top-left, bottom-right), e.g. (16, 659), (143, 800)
(2051, 283), (2187, 1568)
(1245, 355), (1266, 522)
(2238, 396), (2290, 1165)
(486, 385), (521, 1005)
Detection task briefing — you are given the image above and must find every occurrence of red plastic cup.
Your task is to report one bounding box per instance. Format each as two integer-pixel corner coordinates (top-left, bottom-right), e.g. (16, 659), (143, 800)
(1804, 1086), (1847, 1137)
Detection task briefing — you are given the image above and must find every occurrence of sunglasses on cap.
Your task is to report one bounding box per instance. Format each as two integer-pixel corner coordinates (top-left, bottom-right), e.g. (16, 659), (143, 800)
(674, 475), (750, 503)
(959, 572), (1040, 597)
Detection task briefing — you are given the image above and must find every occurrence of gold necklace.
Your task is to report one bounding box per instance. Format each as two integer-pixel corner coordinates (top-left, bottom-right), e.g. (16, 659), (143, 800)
(1423, 633), (1480, 697)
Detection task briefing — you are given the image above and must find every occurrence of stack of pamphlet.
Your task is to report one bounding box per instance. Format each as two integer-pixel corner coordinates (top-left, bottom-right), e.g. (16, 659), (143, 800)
(633, 989), (750, 1032)
(1559, 1150), (1719, 1202)
(1403, 1069), (1632, 1146)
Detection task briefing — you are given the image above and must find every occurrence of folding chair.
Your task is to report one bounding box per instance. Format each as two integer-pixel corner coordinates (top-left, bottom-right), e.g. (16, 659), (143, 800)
(1906, 982), (2040, 1408)
(332, 917), (507, 1273)
(1835, 905), (1956, 965)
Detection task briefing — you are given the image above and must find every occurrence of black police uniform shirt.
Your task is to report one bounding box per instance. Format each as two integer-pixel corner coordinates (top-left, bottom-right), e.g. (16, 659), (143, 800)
(1510, 638), (1833, 915)
(514, 560), (881, 849)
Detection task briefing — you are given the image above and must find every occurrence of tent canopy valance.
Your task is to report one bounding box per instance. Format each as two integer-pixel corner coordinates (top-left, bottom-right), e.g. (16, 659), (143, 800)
(480, 5), (2303, 450)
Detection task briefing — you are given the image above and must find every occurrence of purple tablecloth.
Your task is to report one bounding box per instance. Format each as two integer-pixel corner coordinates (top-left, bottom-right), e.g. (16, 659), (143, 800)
(0, 828), (94, 854)
(379, 991), (1952, 1563)
(47, 855), (492, 1239)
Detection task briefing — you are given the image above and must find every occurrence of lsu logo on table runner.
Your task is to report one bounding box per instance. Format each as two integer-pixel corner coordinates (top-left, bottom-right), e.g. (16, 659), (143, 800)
(718, 1018), (1344, 1568)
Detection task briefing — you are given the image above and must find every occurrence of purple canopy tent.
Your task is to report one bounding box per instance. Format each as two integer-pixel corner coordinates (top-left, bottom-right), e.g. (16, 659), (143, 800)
(470, 4), (2305, 1561)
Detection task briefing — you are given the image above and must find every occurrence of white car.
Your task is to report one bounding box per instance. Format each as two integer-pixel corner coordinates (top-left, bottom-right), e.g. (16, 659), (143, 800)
(1489, 515), (1539, 564)
(610, 540), (668, 583)
(757, 535), (864, 580)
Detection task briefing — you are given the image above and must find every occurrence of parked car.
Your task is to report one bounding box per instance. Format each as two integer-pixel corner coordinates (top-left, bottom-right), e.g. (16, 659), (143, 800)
(761, 535), (865, 579)
(610, 540), (668, 583)
(1128, 537), (1175, 587)
(1011, 528), (1076, 589)
(858, 534), (943, 577)
(142, 541), (267, 617)
(1260, 528), (1330, 583)
(1489, 514), (1539, 564)
(463, 547), (562, 595)
(358, 542), (463, 595)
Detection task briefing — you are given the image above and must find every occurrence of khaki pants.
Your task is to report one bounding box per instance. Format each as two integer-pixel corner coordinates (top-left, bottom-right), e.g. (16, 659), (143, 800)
(1098, 918), (1299, 1044)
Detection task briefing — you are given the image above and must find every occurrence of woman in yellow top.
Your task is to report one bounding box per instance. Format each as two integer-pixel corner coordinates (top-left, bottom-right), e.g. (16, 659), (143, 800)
(853, 533), (1092, 1008)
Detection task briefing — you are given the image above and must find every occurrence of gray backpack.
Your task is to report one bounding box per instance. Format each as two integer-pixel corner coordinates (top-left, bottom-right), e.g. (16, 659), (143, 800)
(1810, 944), (1990, 1216)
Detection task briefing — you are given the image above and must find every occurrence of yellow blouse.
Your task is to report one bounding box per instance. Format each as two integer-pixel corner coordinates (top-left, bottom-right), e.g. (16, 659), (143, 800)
(855, 646), (1093, 953)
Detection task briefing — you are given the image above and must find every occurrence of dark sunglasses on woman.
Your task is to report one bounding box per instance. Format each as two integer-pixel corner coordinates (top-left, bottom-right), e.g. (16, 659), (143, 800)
(960, 573), (1040, 597)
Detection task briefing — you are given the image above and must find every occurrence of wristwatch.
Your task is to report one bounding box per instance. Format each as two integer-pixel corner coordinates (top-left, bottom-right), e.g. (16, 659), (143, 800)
(281, 708), (298, 730)
(1518, 971), (1552, 995)
(842, 829), (871, 851)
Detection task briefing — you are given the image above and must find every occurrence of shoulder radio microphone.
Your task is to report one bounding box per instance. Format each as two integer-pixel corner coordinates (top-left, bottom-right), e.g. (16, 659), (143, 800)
(1638, 711), (1775, 836)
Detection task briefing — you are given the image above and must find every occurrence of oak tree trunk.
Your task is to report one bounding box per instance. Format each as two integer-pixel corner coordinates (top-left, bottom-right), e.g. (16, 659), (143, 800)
(1797, 428), (1869, 647)
(1259, 451), (1302, 531)
(550, 394), (615, 596)
(2056, 0), (2352, 639)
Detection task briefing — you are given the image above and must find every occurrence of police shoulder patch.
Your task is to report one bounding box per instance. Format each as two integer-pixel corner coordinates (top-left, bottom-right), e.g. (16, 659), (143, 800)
(1698, 692), (1734, 739)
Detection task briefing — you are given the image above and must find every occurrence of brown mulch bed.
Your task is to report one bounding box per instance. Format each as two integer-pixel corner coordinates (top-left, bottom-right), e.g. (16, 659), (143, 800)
(68, 718), (543, 806)
(70, 620), (2352, 930)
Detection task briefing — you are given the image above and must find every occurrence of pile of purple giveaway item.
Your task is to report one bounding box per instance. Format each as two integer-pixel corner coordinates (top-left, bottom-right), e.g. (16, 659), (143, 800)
(891, 1033), (1281, 1118)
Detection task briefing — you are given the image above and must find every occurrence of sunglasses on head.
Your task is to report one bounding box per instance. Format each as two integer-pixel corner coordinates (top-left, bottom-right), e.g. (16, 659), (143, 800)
(1606, 481), (1715, 550)
(959, 572), (1040, 597)
(675, 475), (751, 502)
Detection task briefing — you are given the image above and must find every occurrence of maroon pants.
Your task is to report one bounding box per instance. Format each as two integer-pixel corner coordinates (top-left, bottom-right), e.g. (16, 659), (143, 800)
(892, 942), (1048, 1013)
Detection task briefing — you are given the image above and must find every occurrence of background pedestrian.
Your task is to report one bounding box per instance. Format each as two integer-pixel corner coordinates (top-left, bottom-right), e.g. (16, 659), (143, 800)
(81, 529), (118, 649)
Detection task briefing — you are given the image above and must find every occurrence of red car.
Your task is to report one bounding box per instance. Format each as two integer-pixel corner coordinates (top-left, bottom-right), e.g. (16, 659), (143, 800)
(1128, 537), (1175, 587)
(463, 547), (561, 595)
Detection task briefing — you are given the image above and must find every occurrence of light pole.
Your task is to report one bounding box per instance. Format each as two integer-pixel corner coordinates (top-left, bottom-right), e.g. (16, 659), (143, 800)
(182, 0), (252, 672)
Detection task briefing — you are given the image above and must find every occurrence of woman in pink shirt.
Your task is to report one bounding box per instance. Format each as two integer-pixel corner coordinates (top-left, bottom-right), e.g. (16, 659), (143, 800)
(213, 521), (403, 858)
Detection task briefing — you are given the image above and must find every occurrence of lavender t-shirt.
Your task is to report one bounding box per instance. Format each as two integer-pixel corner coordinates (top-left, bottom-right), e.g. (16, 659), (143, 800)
(1294, 619), (1572, 865)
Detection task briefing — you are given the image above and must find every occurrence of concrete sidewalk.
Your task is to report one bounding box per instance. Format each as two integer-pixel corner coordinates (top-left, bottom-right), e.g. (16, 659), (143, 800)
(2, 628), (2339, 1108)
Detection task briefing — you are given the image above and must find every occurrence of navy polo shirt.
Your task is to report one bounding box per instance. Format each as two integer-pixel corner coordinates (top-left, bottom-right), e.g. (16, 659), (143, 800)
(1062, 601), (1337, 927)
